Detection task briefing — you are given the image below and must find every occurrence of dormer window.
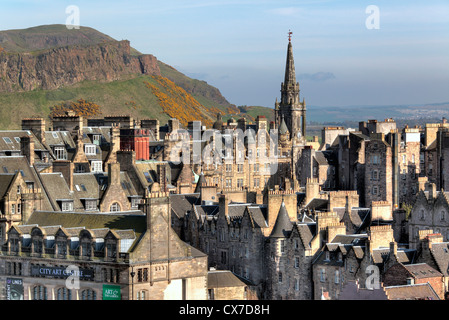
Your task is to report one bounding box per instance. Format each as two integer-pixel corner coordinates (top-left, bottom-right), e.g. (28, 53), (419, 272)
(325, 251), (330, 261)
(60, 201), (74, 212)
(54, 147), (67, 160)
(110, 202), (121, 212)
(106, 242), (117, 259)
(84, 144), (96, 155)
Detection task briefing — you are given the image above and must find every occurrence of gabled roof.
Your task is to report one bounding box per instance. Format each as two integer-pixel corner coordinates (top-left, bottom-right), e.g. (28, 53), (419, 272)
(428, 242), (449, 276)
(170, 193), (200, 219)
(0, 173), (16, 198)
(26, 210), (146, 240)
(384, 283), (440, 300)
(404, 263), (443, 279)
(207, 270), (247, 289)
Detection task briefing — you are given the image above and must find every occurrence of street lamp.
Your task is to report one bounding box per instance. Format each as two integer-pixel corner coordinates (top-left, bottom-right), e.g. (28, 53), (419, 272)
(130, 268), (135, 301)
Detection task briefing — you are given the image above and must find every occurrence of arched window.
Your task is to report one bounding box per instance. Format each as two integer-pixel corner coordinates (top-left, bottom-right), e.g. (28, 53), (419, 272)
(137, 290), (148, 300)
(441, 211), (446, 221)
(420, 209), (425, 220)
(33, 285), (47, 300)
(110, 202), (121, 212)
(81, 289), (97, 300)
(56, 287), (72, 300)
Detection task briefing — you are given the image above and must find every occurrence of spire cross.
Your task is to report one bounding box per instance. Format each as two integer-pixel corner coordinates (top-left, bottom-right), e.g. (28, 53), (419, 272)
(288, 30), (292, 42)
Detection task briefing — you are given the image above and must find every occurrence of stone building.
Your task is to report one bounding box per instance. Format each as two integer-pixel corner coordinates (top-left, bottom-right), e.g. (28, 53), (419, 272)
(0, 192), (208, 300)
(312, 225), (417, 300)
(408, 184), (449, 249)
(383, 262), (444, 299)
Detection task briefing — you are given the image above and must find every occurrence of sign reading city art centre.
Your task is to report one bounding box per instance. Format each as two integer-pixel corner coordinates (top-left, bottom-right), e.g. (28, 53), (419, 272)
(103, 285), (121, 300)
(30, 265), (94, 280)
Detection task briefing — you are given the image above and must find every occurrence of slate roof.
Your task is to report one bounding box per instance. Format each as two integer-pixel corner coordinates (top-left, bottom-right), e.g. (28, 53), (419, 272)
(304, 198), (328, 210)
(429, 242), (449, 276)
(0, 130), (46, 151)
(295, 223), (314, 249)
(0, 173), (15, 198)
(26, 210), (146, 240)
(314, 151), (329, 166)
(246, 206), (268, 228)
(270, 201), (293, 238)
(384, 283), (440, 300)
(170, 193), (201, 219)
(207, 270), (247, 289)
(279, 117), (288, 135)
(404, 263), (443, 279)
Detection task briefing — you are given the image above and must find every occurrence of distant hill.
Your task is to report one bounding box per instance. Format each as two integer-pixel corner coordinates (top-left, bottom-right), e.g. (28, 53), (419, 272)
(0, 24), (257, 129)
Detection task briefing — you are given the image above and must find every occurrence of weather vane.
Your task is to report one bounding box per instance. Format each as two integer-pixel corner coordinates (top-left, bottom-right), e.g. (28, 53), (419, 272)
(288, 30), (292, 42)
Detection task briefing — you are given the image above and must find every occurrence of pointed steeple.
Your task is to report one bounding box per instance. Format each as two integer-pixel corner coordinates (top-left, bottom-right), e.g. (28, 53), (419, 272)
(284, 37), (296, 86)
(270, 200), (293, 238)
(279, 115), (289, 135)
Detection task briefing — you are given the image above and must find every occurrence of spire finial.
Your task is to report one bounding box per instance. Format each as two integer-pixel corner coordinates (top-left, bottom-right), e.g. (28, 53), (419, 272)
(288, 30), (292, 42)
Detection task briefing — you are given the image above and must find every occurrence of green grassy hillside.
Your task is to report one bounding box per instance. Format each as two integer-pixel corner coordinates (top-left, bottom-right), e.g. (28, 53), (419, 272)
(0, 24), (274, 130)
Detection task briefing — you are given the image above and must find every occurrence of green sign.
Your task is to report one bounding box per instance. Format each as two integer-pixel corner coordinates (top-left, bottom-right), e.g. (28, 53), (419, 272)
(103, 285), (121, 300)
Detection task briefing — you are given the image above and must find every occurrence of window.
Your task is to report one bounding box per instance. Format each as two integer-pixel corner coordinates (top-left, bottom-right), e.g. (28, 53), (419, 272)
(3, 137), (12, 144)
(131, 198), (141, 208)
(84, 144), (96, 155)
(10, 238), (19, 253)
(57, 288), (71, 300)
(225, 164), (232, 172)
(280, 240), (286, 254)
(225, 179), (232, 188)
(93, 135), (101, 145)
(81, 289), (96, 300)
(57, 240), (67, 256)
(110, 202), (121, 212)
(85, 200), (97, 211)
(372, 186), (378, 195)
(61, 201), (73, 212)
(237, 164), (243, 172)
(136, 290), (147, 300)
(82, 242), (92, 257)
(254, 178), (260, 188)
(33, 285), (47, 300)
(54, 147), (67, 160)
(371, 170), (379, 181)
(295, 278), (300, 291)
(33, 238), (43, 254)
(335, 270), (340, 284)
(412, 154), (415, 164)
(278, 272), (283, 283)
(107, 243), (117, 258)
(325, 251), (330, 261)
(221, 251), (227, 264)
(320, 269), (326, 282)
(237, 179), (244, 188)
(402, 155), (406, 164)
(295, 256), (300, 268)
(420, 209), (425, 220)
(441, 211), (446, 221)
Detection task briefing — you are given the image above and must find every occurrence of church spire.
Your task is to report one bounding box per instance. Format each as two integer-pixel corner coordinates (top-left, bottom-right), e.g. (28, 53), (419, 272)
(284, 30), (296, 87)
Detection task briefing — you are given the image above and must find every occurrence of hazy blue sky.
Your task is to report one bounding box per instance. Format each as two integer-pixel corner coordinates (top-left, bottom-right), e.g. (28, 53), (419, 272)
(1, 0), (449, 108)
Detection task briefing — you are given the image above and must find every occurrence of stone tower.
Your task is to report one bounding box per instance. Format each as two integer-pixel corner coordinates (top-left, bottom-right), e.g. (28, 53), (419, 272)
(275, 32), (306, 141)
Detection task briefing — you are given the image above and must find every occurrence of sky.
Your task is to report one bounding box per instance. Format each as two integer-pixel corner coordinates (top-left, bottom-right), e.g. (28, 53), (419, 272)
(1, 0), (449, 108)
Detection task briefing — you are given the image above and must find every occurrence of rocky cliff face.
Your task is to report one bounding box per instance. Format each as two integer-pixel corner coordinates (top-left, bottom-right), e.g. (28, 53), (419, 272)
(0, 40), (160, 92)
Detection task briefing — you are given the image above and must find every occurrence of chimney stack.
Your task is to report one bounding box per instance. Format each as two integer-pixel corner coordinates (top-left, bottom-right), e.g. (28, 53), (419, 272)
(20, 136), (35, 166)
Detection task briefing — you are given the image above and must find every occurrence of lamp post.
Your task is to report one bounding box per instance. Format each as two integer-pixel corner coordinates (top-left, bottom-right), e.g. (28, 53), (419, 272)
(130, 268), (135, 301)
